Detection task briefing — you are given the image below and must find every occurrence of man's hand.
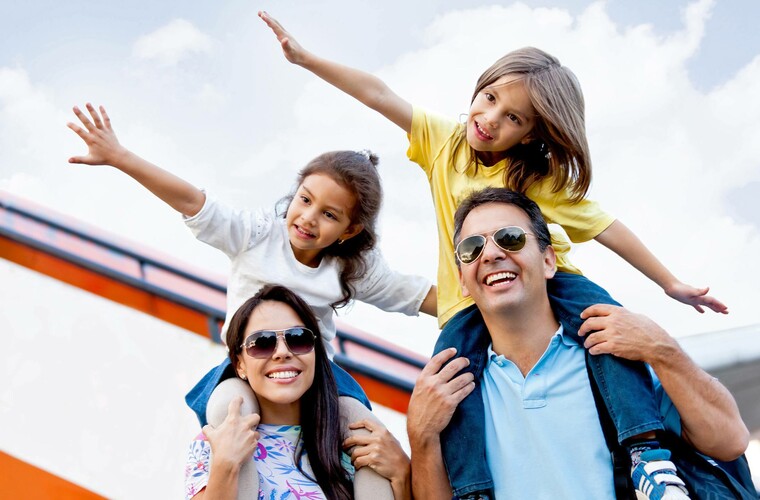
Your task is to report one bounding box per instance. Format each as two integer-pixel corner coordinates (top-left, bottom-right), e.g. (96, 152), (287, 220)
(578, 304), (679, 365)
(407, 348), (475, 442)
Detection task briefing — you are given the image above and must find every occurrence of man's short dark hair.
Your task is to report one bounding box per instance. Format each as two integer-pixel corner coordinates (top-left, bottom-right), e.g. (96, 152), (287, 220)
(453, 188), (552, 254)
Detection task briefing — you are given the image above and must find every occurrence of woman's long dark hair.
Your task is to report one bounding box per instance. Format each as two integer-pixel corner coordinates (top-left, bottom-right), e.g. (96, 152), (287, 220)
(278, 150), (383, 310)
(226, 285), (353, 500)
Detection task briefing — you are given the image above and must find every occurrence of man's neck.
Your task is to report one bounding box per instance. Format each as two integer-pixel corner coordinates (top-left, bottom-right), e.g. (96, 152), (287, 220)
(481, 297), (560, 377)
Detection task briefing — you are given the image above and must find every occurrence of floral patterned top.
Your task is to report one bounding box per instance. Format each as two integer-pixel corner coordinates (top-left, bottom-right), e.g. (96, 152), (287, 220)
(184, 424), (354, 499)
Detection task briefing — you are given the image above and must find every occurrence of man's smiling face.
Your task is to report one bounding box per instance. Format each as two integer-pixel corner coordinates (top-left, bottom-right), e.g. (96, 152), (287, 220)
(458, 202), (555, 316)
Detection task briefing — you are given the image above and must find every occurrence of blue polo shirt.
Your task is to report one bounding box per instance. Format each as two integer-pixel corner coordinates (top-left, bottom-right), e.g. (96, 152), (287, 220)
(482, 326), (681, 498)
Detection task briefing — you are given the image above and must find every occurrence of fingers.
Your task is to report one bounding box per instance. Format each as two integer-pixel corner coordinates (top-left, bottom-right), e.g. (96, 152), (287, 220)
(453, 379), (476, 402)
(578, 314), (607, 337)
(348, 418), (376, 432)
(72, 106), (95, 132)
(227, 396), (244, 418)
(258, 10), (283, 34)
(86, 103), (103, 129)
(66, 121), (88, 141)
(343, 433), (372, 450)
(698, 295), (728, 314)
(421, 347), (458, 377)
(99, 105), (113, 130)
(579, 303), (617, 320)
(243, 412), (261, 430)
(438, 356), (471, 382)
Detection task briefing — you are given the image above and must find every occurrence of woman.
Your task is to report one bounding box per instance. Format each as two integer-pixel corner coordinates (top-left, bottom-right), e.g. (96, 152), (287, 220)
(184, 285), (410, 499)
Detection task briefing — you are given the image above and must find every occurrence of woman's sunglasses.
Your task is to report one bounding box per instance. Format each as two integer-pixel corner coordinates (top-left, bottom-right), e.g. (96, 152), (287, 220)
(240, 327), (317, 359)
(455, 226), (533, 265)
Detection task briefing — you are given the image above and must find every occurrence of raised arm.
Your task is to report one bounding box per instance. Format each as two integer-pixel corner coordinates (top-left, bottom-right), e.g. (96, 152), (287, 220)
(578, 304), (749, 461)
(259, 11), (413, 133)
(67, 103), (205, 217)
(595, 220), (728, 314)
(407, 348), (475, 500)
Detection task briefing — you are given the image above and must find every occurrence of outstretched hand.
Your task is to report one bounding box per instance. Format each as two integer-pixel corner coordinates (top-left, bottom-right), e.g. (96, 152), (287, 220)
(665, 282), (728, 314)
(67, 103), (126, 166)
(202, 397), (261, 469)
(258, 11), (308, 65)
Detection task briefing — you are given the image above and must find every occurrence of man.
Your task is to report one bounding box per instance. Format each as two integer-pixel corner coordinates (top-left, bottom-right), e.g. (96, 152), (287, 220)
(406, 188), (749, 499)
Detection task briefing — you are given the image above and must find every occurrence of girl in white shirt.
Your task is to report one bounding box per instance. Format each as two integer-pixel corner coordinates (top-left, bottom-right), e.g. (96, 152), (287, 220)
(68, 104), (428, 499)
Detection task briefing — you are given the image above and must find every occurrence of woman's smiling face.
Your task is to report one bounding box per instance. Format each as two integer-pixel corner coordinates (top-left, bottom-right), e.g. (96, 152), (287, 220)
(236, 300), (316, 424)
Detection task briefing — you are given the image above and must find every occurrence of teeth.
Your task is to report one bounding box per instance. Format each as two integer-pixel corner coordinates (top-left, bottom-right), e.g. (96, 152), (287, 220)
(477, 122), (492, 139)
(486, 271), (516, 285)
(296, 226), (314, 237)
(267, 371), (299, 379)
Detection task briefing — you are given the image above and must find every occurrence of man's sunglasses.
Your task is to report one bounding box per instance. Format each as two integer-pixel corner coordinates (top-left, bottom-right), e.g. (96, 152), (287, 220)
(455, 226), (533, 265)
(240, 327), (317, 359)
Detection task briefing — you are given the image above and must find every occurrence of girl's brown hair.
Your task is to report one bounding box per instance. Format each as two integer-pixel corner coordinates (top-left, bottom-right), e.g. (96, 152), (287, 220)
(279, 150), (383, 309)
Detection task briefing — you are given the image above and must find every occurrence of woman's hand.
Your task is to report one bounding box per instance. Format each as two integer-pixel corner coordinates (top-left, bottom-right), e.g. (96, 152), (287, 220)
(67, 103), (127, 166)
(344, 419), (411, 500)
(202, 397), (261, 471)
(258, 11), (309, 66)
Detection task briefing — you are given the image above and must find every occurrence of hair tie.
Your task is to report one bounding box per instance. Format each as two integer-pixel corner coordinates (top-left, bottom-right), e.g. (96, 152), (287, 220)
(357, 149), (372, 160)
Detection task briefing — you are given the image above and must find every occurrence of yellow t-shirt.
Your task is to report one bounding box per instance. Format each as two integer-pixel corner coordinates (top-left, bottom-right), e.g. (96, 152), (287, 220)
(407, 107), (615, 327)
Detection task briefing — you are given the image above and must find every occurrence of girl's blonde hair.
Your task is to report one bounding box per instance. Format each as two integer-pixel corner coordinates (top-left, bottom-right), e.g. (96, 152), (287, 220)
(460, 47), (591, 203)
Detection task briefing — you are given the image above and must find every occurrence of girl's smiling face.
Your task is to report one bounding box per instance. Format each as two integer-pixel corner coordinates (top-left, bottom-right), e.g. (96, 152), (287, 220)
(236, 300), (316, 424)
(466, 75), (537, 165)
(285, 173), (363, 267)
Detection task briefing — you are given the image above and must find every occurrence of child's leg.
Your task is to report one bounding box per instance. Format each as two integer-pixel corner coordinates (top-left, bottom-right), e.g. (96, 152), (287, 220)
(548, 272), (664, 442)
(331, 361), (393, 499)
(434, 304), (494, 499)
(185, 358), (237, 427)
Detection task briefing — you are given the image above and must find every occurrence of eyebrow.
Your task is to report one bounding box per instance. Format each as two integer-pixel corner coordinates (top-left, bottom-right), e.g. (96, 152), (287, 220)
(300, 185), (347, 216)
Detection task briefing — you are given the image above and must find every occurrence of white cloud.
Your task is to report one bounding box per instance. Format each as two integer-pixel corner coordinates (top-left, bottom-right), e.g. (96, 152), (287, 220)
(132, 19), (213, 66)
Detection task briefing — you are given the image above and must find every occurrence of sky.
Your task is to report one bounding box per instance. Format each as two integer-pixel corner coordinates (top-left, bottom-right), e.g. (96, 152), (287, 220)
(1, 0), (760, 493)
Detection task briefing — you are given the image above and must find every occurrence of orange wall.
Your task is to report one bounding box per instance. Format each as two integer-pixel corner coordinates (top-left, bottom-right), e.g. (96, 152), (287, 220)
(0, 450), (106, 500)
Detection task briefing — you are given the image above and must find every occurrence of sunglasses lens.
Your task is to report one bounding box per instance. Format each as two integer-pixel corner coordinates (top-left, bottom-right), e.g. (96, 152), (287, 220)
(243, 328), (316, 358)
(494, 227), (526, 252)
(284, 327), (316, 355)
(245, 331), (278, 358)
(457, 235), (486, 264)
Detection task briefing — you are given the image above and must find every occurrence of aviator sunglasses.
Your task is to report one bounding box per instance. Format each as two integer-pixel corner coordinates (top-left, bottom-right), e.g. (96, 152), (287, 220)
(455, 226), (533, 265)
(240, 327), (317, 359)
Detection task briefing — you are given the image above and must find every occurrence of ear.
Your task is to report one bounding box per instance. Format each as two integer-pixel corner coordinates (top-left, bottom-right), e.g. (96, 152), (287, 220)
(340, 223), (364, 242)
(520, 133), (534, 145)
(236, 354), (248, 379)
(543, 245), (557, 280)
(459, 266), (471, 298)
